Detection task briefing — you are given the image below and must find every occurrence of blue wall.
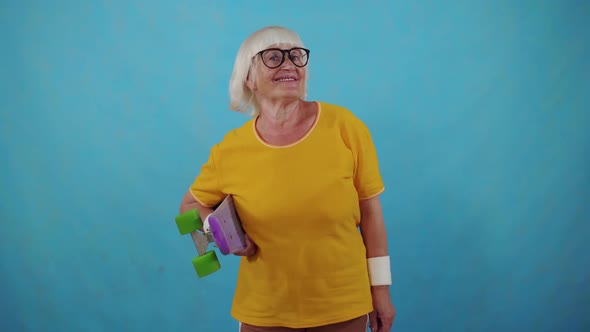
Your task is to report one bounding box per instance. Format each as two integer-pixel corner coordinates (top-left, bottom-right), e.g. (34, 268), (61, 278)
(1, 1), (588, 331)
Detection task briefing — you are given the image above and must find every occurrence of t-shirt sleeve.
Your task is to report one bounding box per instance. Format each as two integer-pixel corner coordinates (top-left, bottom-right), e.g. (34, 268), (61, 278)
(189, 144), (225, 207)
(346, 116), (385, 200)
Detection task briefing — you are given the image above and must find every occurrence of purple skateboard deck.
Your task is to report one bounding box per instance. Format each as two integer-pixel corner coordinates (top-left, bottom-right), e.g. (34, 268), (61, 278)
(208, 195), (247, 255)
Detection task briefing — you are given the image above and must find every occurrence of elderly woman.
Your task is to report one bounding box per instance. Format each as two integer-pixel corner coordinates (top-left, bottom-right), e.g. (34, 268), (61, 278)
(179, 26), (395, 332)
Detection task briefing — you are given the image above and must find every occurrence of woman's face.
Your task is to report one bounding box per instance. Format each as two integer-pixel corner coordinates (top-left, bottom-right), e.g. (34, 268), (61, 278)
(248, 44), (308, 101)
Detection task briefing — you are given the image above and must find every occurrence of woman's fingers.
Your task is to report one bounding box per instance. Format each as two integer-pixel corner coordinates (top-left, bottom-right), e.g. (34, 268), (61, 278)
(234, 234), (257, 257)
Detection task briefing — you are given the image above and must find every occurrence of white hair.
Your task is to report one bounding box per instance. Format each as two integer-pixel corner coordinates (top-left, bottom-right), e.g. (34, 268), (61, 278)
(228, 26), (309, 116)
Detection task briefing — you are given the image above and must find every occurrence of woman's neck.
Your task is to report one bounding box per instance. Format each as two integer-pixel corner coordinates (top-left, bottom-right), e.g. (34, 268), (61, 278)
(256, 98), (305, 129)
(254, 98), (317, 146)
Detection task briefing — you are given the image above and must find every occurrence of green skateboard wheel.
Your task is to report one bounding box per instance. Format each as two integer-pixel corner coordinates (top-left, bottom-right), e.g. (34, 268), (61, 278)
(192, 251), (221, 277)
(175, 209), (203, 235)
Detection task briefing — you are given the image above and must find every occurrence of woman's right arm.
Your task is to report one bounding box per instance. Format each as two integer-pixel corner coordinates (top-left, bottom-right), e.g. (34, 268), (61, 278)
(179, 190), (214, 221)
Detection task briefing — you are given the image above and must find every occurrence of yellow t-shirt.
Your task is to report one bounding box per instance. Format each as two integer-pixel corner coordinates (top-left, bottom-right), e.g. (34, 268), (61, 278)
(189, 101), (385, 328)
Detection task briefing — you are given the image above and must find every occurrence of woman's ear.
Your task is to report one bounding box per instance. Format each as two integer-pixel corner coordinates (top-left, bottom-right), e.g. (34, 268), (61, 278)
(245, 71), (256, 91)
(245, 60), (259, 91)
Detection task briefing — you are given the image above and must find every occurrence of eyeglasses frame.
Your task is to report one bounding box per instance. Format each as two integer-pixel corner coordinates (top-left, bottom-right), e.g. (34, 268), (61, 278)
(255, 47), (311, 69)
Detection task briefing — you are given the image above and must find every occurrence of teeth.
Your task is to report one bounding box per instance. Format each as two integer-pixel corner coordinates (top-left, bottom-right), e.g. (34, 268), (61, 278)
(277, 78), (295, 81)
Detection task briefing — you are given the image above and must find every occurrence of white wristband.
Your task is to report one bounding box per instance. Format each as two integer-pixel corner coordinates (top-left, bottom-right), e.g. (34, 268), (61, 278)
(367, 256), (392, 286)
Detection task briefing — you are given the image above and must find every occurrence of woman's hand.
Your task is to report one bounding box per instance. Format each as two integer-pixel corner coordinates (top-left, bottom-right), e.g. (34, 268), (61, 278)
(233, 233), (258, 257)
(369, 286), (395, 331)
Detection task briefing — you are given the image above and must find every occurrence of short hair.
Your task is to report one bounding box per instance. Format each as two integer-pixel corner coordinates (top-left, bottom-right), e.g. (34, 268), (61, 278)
(228, 26), (308, 116)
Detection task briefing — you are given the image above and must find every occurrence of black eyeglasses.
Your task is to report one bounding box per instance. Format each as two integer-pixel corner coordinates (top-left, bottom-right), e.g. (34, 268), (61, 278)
(256, 47), (310, 69)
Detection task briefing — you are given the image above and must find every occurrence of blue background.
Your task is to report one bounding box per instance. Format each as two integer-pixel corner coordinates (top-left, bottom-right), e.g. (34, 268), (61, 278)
(1, 1), (589, 331)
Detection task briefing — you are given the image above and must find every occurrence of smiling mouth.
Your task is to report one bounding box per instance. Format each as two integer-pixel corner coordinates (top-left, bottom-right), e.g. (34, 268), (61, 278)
(275, 77), (297, 82)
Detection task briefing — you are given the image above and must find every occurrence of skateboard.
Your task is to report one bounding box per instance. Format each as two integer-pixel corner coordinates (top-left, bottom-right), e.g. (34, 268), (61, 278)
(174, 195), (247, 278)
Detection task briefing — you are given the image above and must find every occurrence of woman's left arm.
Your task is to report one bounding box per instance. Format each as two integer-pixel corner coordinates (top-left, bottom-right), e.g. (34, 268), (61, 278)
(359, 195), (396, 331)
(359, 195), (389, 257)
